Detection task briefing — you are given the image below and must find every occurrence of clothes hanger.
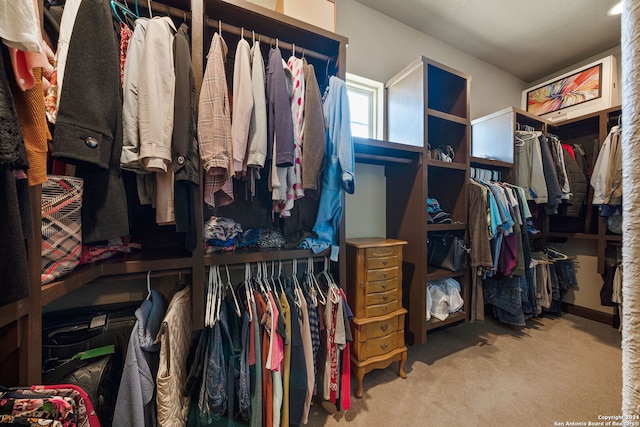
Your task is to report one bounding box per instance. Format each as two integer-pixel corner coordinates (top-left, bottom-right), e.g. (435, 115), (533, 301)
(111, 0), (138, 25)
(243, 263), (253, 322)
(224, 265), (242, 317)
(146, 271), (152, 300)
(546, 247), (570, 261)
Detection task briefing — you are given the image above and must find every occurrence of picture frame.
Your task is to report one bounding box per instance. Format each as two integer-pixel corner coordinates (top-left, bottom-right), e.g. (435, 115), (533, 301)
(525, 63), (602, 116)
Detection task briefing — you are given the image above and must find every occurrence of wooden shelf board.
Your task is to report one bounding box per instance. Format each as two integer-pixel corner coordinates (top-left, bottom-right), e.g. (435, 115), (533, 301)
(426, 266), (467, 281)
(427, 108), (469, 125)
(546, 232), (599, 240)
(426, 223), (467, 232)
(0, 298), (30, 329)
(204, 247), (330, 266)
(426, 159), (468, 171)
(470, 157), (513, 169)
(425, 311), (466, 331)
(354, 137), (424, 154)
(41, 264), (102, 307)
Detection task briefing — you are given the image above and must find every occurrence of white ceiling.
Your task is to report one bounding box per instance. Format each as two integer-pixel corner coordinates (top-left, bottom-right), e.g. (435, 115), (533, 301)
(353, 0), (622, 83)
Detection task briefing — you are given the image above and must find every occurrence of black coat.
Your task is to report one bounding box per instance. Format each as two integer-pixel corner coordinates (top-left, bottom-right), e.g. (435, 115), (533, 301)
(52, 0), (128, 243)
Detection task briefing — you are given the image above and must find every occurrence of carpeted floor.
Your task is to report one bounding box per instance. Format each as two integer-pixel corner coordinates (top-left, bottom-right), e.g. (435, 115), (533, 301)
(307, 313), (622, 427)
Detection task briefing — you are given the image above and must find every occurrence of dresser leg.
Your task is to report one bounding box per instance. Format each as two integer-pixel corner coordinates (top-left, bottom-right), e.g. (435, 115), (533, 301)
(398, 350), (407, 379)
(355, 366), (365, 398)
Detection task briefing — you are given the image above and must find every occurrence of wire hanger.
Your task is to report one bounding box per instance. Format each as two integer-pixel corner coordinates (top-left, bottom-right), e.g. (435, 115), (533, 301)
(146, 271), (152, 300)
(224, 265), (242, 317)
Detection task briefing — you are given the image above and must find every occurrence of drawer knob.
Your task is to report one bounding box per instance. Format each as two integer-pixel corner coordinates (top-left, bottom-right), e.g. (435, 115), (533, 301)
(382, 306), (388, 312)
(382, 295), (389, 301)
(382, 260), (388, 265)
(381, 343), (388, 350)
(360, 282), (365, 289)
(383, 273), (388, 278)
(380, 324), (388, 332)
(382, 284), (388, 289)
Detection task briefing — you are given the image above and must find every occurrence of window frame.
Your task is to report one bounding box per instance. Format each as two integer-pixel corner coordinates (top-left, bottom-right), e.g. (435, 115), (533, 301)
(346, 73), (384, 140)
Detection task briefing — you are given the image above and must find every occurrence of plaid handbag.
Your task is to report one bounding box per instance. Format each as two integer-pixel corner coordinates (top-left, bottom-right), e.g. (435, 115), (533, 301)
(41, 175), (83, 285)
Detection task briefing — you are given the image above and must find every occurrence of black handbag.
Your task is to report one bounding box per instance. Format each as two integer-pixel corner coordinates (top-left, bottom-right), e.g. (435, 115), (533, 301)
(427, 233), (470, 271)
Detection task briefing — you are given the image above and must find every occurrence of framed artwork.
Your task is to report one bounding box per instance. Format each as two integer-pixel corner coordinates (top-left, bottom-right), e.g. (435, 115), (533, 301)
(526, 64), (602, 116)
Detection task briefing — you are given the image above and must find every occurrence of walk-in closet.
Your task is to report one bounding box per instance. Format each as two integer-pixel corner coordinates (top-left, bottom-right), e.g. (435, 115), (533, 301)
(0, 0), (633, 425)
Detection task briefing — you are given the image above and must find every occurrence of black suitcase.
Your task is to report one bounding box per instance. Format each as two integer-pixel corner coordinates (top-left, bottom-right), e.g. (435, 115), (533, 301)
(41, 301), (141, 363)
(41, 301), (142, 427)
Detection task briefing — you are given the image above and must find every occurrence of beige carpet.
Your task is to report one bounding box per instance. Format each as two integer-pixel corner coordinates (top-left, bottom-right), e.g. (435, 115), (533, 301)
(307, 313), (622, 427)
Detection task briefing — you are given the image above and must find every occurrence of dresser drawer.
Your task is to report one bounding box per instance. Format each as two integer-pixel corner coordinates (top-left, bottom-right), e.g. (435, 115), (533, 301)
(354, 331), (405, 360)
(366, 278), (398, 294)
(365, 300), (400, 317)
(358, 315), (403, 341)
(366, 267), (398, 282)
(366, 255), (399, 270)
(365, 289), (397, 306)
(365, 245), (400, 259)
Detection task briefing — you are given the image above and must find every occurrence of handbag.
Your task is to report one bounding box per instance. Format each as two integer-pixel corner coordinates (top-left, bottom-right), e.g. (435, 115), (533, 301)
(41, 175), (83, 285)
(427, 233), (469, 271)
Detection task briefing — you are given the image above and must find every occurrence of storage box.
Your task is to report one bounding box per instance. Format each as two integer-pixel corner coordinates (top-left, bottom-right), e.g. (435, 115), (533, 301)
(276, 0), (336, 32)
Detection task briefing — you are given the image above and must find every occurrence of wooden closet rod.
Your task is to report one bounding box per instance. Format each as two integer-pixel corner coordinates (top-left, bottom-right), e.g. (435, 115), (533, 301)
(355, 153), (413, 164)
(205, 18), (333, 63)
(131, 1), (334, 64)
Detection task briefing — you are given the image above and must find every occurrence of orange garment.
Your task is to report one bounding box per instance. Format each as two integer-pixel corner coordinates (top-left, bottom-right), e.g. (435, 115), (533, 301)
(11, 67), (49, 186)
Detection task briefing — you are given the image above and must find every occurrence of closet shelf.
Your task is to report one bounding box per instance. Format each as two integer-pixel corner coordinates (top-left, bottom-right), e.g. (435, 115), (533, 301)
(546, 232), (600, 241)
(426, 223), (466, 232)
(0, 298), (30, 329)
(427, 108), (468, 125)
(426, 266), (467, 281)
(425, 311), (466, 331)
(425, 160), (468, 171)
(470, 157), (513, 169)
(40, 249), (195, 307)
(203, 247), (329, 266)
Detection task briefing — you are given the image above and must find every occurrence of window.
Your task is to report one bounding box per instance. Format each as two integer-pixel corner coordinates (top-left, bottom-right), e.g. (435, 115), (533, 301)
(346, 73), (384, 140)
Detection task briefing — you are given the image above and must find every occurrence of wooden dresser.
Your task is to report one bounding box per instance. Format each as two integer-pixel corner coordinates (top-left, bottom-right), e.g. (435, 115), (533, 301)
(345, 238), (408, 398)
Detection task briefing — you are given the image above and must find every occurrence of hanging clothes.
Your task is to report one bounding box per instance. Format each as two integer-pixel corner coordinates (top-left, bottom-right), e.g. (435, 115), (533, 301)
(231, 38), (254, 176)
(246, 40), (268, 199)
(300, 76), (355, 261)
(172, 23), (200, 252)
(121, 18), (150, 175)
(515, 130), (547, 203)
(199, 32), (233, 208)
(156, 286), (192, 427)
(50, 0), (129, 243)
(114, 290), (168, 427)
(138, 17), (177, 225)
(301, 60), (326, 191)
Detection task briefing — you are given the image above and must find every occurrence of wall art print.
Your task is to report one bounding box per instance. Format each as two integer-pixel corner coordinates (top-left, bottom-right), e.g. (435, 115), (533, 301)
(526, 64), (602, 115)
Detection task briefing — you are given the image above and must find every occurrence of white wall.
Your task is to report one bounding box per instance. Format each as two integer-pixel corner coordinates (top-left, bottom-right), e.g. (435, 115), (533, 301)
(335, 0), (527, 121)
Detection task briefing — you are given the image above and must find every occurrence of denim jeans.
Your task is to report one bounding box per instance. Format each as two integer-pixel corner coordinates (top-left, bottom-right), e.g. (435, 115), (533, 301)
(206, 320), (227, 421)
(300, 155), (342, 261)
(483, 275), (527, 326)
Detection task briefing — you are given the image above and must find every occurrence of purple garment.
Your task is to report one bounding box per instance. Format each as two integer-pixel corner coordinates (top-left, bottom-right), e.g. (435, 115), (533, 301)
(266, 47), (294, 167)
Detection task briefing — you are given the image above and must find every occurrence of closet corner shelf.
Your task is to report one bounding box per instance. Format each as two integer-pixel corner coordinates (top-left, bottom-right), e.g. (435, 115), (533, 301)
(546, 232), (599, 241)
(425, 311), (466, 331)
(470, 157), (513, 169)
(40, 249), (195, 307)
(606, 235), (622, 242)
(426, 266), (467, 281)
(426, 223), (467, 232)
(0, 298), (30, 329)
(425, 160), (468, 171)
(203, 247), (330, 266)
(427, 108), (468, 125)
